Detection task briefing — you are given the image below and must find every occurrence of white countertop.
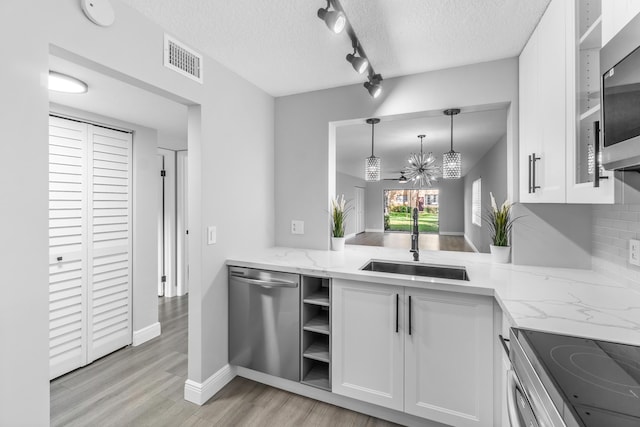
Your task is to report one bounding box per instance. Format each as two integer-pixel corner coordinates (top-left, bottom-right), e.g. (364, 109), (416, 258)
(227, 246), (640, 347)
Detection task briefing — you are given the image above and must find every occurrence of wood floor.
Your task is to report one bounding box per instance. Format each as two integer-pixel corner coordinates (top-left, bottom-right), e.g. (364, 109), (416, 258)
(347, 232), (476, 252)
(50, 295), (400, 427)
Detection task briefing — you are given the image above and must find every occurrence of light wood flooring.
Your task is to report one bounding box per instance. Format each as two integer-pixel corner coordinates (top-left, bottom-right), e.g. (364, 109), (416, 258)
(50, 295), (400, 426)
(347, 232), (476, 252)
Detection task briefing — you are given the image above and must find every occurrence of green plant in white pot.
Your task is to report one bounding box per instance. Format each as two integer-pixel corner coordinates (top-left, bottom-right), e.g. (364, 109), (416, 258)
(330, 194), (350, 251)
(484, 192), (518, 263)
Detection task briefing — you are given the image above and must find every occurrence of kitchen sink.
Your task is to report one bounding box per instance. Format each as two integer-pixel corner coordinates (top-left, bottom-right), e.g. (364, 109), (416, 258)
(360, 260), (469, 281)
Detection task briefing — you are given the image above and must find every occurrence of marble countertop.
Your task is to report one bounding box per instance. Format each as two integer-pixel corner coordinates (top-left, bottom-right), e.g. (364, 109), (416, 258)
(227, 246), (640, 347)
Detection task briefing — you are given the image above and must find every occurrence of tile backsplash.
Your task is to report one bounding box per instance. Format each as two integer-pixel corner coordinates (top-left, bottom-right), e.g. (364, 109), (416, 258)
(592, 204), (640, 291)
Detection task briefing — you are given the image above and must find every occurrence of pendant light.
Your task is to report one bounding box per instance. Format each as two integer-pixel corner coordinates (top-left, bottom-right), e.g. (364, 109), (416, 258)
(443, 108), (462, 179)
(365, 118), (381, 181)
(404, 134), (439, 188)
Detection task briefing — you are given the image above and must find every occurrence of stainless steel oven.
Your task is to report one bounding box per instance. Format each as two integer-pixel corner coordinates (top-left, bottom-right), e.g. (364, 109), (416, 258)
(506, 328), (640, 427)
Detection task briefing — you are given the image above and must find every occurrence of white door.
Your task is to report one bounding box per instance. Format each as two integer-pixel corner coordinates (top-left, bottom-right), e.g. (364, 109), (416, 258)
(49, 116), (89, 379)
(404, 288), (494, 427)
(354, 186), (365, 234)
(332, 279), (404, 411)
(86, 125), (133, 362)
(48, 116), (132, 378)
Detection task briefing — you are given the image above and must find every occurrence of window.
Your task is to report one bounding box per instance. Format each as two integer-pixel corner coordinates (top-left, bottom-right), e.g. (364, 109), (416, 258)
(472, 178), (482, 227)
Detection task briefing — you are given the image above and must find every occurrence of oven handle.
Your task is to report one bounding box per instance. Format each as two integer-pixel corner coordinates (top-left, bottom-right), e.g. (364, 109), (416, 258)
(507, 370), (526, 427)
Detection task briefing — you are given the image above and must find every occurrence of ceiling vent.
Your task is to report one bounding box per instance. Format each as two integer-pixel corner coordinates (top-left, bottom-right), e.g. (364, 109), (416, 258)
(164, 34), (203, 83)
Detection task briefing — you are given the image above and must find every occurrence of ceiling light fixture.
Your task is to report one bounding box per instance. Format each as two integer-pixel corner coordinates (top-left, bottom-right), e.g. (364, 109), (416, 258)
(317, 0), (383, 98)
(48, 71), (88, 94)
(443, 109), (462, 179)
(364, 74), (382, 98)
(404, 134), (439, 188)
(317, 0), (346, 34)
(346, 41), (369, 74)
(365, 118), (381, 181)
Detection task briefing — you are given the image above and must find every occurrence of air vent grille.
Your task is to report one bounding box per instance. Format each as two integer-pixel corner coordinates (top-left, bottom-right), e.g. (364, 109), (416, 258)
(164, 34), (203, 83)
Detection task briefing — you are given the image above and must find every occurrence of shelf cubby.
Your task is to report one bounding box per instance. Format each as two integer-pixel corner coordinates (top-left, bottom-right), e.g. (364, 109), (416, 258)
(300, 275), (331, 391)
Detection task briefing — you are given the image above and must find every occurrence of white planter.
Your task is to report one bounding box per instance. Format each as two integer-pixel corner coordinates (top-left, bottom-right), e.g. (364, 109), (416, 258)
(331, 237), (346, 251)
(490, 245), (511, 263)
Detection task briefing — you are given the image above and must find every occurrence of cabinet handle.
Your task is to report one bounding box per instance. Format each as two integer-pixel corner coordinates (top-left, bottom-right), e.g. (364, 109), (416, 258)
(528, 155), (532, 193)
(593, 121), (608, 187)
(531, 152), (541, 193)
(408, 295), (412, 335)
(395, 294), (399, 333)
(57, 256), (63, 262)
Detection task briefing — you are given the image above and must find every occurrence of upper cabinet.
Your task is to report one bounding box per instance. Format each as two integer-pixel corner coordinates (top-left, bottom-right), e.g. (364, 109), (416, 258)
(602, 0), (640, 46)
(518, 0), (615, 203)
(519, 0), (568, 203)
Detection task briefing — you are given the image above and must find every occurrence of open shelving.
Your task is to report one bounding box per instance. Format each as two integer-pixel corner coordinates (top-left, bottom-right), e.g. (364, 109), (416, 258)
(300, 275), (331, 391)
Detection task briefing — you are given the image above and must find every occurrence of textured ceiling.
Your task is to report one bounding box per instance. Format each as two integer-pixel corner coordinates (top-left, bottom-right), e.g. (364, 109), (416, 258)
(119, 0), (551, 96)
(336, 107), (508, 180)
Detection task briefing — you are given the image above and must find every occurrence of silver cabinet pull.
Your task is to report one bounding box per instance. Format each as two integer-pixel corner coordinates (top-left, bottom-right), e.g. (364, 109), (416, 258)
(395, 294), (399, 333)
(531, 153), (541, 193)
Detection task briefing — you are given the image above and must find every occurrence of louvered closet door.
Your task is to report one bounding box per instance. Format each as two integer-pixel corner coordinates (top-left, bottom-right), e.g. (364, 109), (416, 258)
(87, 125), (133, 362)
(49, 116), (89, 379)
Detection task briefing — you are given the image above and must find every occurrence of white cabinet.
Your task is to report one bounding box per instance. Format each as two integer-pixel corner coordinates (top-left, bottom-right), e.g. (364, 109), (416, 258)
(331, 280), (404, 410)
(602, 0), (640, 45)
(518, 0), (567, 203)
(332, 279), (494, 427)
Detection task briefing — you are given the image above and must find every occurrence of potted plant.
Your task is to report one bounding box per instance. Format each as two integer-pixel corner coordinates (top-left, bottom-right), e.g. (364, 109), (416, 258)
(330, 194), (350, 251)
(484, 192), (518, 263)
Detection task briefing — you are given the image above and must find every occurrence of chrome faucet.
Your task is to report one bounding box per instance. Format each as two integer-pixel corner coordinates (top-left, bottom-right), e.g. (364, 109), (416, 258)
(410, 207), (419, 261)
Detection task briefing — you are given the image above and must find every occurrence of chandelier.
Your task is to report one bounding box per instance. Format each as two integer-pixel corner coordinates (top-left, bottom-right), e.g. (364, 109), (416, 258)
(404, 134), (439, 187)
(443, 108), (462, 179)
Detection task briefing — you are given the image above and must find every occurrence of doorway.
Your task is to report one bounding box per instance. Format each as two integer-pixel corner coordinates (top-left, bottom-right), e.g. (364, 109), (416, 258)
(384, 189), (439, 233)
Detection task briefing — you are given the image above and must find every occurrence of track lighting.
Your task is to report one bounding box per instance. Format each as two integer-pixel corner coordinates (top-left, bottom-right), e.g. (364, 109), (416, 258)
(317, 1), (346, 34)
(346, 43), (368, 74)
(364, 74), (382, 98)
(316, 0), (383, 98)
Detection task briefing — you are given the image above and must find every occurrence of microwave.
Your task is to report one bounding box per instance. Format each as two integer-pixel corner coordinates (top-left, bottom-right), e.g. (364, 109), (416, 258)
(601, 12), (640, 171)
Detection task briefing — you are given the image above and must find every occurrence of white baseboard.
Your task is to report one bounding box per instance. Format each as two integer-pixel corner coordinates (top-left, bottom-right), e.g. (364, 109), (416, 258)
(464, 234), (480, 253)
(132, 322), (161, 346)
(345, 232), (356, 239)
(365, 228), (384, 233)
(439, 231), (464, 236)
(184, 364), (236, 405)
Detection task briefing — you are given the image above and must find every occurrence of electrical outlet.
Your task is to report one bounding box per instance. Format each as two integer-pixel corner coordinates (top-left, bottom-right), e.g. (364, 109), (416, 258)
(630, 239), (640, 266)
(291, 220), (304, 235)
(207, 226), (216, 245)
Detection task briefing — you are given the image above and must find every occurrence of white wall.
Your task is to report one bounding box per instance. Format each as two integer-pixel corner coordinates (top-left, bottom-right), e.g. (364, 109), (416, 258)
(336, 172), (366, 236)
(275, 58), (520, 250)
(2, 1), (274, 422)
(464, 135), (508, 252)
(51, 104), (161, 334)
(362, 180), (464, 233)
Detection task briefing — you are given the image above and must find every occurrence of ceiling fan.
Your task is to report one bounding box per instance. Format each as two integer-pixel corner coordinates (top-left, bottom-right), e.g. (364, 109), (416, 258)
(382, 171), (409, 183)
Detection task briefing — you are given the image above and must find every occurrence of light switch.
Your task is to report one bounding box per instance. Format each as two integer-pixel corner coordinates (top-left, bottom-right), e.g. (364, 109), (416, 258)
(291, 220), (304, 235)
(207, 226), (216, 245)
(630, 239), (640, 266)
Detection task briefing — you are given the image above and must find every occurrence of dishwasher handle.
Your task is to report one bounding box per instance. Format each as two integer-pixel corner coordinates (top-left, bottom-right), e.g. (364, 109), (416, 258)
(230, 274), (298, 289)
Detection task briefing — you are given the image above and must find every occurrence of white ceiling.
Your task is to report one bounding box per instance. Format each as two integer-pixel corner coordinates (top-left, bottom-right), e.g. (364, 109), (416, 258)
(49, 55), (188, 150)
(119, 0), (550, 97)
(336, 107), (508, 180)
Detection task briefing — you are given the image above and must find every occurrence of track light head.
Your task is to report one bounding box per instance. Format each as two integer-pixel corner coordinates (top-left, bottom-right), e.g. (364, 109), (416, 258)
(317, 7), (346, 34)
(346, 53), (369, 74)
(364, 74), (382, 98)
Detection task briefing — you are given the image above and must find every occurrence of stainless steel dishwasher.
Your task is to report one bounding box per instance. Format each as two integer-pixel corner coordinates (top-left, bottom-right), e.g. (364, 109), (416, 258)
(228, 266), (300, 381)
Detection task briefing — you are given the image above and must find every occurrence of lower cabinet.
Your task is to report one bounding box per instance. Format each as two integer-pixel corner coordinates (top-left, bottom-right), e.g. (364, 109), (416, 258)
(332, 279), (494, 427)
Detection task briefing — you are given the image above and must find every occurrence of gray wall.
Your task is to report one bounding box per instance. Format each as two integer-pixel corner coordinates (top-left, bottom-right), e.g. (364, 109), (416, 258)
(275, 58), (520, 250)
(336, 172), (366, 236)
(464, 134), (508, 252)
(2, 1), (274, 422)
(363, 180), (464, 233)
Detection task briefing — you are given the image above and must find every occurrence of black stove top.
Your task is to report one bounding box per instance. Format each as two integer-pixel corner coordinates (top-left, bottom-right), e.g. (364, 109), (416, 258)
(519, 329), (640, 427)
